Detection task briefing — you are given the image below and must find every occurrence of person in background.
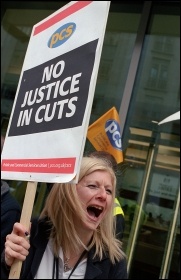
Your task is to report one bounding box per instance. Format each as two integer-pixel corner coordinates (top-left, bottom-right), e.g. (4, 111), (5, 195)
(1, 135), (21, 255)
(114, 197), (125, 240)
(2, 156), (127, 279)
(88, 150), (125, 240)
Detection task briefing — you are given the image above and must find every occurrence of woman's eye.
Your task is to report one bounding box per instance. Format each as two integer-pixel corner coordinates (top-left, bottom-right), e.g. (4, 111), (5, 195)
(87, 185), (112, 195)
(87, 184), (98, 189)
(106, 189), (112, 195)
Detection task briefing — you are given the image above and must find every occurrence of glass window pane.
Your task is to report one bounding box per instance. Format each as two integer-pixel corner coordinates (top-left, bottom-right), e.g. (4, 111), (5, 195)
(121, 2), (180, 278)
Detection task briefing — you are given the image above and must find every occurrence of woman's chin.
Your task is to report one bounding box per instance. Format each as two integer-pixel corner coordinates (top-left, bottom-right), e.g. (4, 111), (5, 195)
(82, 216), (100, 231)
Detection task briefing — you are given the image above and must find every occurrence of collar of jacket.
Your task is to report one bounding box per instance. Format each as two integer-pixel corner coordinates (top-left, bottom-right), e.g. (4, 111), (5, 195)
(85, 247), (109, 278)
(26, 217), (51, 278)
(30, 217), (51, 249)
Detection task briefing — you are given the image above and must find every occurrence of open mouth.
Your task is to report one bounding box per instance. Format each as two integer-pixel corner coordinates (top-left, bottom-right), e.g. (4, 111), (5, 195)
(87, 205), (104, 219)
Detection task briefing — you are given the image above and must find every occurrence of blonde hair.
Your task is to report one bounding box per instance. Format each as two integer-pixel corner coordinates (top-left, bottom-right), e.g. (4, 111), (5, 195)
(40, 157), (125, 263)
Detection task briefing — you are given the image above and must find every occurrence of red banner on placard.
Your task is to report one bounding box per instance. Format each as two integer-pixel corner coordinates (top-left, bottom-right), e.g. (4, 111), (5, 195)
(1, 158), (75, 173)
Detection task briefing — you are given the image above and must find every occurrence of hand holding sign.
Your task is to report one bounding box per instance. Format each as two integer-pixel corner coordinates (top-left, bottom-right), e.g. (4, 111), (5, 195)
(8, 182), (37, 279)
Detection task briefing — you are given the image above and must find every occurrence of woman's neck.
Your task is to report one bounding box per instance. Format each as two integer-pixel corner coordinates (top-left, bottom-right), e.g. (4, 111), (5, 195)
(64, 229), (92, 259)
(75, 227), (93, 247)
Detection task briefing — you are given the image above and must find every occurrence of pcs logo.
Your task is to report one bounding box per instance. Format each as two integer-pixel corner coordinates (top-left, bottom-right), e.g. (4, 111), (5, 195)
(105, 120), (122, 150)
(48, 22), (76, 48)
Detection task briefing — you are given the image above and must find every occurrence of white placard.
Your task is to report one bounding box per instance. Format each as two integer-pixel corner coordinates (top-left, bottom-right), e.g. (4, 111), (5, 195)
(1, 1), (111, 183)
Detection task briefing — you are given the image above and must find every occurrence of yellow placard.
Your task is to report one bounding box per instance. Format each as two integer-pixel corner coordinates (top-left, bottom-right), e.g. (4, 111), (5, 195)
(87, 107), (123, 163)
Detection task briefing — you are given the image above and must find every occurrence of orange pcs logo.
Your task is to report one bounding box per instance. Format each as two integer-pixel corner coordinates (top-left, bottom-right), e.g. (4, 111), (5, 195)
(48, 22), (76, 48)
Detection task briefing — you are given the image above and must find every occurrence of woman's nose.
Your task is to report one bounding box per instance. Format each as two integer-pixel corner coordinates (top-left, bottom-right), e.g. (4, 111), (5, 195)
(96, 187), (107, 200)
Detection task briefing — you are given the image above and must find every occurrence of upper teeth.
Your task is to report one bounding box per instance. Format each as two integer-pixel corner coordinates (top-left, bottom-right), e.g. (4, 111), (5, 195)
(93, 206), (103, 210)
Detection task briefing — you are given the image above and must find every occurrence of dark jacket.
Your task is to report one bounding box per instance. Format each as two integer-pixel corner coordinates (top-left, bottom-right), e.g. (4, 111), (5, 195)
(1, 217), (128, 279)
(1, 181), (21, 254)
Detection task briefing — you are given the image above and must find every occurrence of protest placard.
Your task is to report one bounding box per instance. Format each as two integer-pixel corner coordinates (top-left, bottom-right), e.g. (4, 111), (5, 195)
(1, 1), (111, 184)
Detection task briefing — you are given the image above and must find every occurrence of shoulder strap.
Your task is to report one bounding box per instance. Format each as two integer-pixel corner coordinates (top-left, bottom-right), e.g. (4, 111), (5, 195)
(67, 249), (87, 279)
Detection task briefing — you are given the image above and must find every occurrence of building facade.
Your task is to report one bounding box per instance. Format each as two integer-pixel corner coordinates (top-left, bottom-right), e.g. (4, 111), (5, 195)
(1, 1), (180, 278)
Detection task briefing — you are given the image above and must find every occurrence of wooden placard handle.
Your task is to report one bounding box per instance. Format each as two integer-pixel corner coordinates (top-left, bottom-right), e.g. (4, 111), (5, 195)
(8, 181), (37, 279)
